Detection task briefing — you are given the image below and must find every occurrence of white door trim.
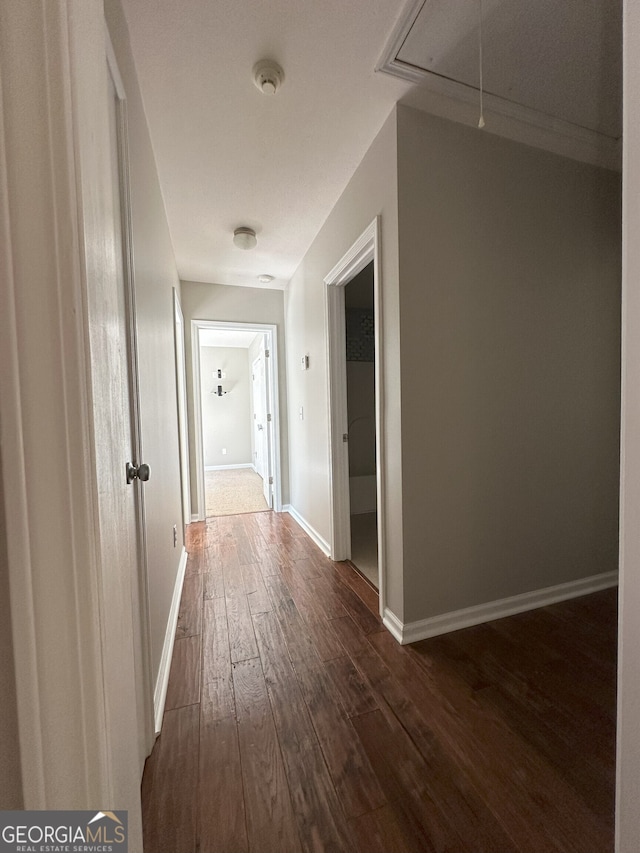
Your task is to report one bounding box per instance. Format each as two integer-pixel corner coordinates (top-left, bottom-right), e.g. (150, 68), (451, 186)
(324, 217), (387, 618)
(251, 351), (272, 505)
(173, 289), (191, 527)
(191, 321), (282, 519)
(251, 354), (265, 479)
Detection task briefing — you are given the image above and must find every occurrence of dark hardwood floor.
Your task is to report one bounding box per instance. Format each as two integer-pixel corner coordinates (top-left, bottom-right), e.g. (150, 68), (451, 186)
(141, 511), (617, 853)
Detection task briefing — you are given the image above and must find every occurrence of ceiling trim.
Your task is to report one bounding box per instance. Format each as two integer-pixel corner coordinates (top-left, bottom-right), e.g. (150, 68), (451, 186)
(377, 0), (621, 171)
(376, 0), (429, 83)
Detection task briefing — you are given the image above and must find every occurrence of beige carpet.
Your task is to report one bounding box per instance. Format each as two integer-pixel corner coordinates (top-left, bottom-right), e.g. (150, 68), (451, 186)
(350, 512), (378, 588)
(205, 468), (269, 517)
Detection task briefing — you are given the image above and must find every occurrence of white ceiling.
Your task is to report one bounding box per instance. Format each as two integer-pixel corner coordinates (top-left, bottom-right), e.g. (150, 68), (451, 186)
(121, 0), (622, 292)
(121, 0), (411, 290)
(199, 329), (260, 349)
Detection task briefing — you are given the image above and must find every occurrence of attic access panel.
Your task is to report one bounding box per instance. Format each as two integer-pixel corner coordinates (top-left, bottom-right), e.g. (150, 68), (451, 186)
(380, 0), (621, 139)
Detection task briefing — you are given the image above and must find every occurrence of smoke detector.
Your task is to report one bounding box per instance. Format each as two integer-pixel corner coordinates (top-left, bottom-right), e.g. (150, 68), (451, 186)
(253, 60), (284, 95)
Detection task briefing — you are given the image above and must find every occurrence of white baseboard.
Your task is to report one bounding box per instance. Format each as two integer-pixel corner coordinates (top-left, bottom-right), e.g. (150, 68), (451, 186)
(190, 513), (200, 523)
(383, 570), (618, 646)
(382, 607), (404, 644)
(153, 547), (188, 734)
(283, 504), (331, 556)
(205, 463), (253, 471)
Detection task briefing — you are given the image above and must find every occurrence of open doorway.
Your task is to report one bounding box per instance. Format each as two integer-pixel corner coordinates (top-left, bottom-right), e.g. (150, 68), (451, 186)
(325, 218), (386, 613)
(192, 321), (281, 519)
(345, 264), (378, 586)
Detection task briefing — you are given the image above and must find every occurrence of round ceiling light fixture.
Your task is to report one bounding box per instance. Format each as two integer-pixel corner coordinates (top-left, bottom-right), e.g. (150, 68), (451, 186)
(258, 274), (274, 284)
(253, 59), (284, 95)
(233, 227), (257, 250)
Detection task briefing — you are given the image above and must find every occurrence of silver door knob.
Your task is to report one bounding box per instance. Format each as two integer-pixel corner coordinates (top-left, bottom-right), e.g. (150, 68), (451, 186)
(126, 462), (151, 484)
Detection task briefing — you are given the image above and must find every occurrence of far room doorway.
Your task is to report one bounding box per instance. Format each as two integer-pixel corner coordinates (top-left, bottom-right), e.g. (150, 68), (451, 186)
(192, 321), (281, 518)
(325, 217), (385, 612)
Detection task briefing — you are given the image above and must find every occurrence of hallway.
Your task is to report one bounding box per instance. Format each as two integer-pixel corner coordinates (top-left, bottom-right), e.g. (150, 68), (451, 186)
(141, 512), (616, 853)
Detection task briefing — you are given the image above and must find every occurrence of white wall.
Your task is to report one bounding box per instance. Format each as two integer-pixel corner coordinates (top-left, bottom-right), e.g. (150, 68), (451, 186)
(397, 106), (621, 623)
(181, 281), (289, 516)
(617, 2), (640, 848)
(105, 0), (185, 686)
(285, 109), (404, 614)
(200, 346), (252, 467)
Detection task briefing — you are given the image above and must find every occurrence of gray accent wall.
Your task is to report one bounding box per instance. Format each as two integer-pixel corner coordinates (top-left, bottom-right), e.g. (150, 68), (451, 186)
(106, 0), (185, 684)
(396, 105), (621, 623)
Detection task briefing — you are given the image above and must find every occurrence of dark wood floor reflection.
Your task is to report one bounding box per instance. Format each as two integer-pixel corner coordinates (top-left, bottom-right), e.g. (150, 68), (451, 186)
(141, 512), (617, 853)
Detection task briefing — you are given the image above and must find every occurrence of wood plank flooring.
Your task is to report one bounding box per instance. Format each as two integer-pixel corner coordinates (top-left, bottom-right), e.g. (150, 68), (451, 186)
(141, 512), (617, 853)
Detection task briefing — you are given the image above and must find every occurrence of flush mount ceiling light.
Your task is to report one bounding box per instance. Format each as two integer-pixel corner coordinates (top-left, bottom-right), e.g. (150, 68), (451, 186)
(258, 274), (274, 284)
(233, 227), (257, 250)
(253, 59), (284, 95)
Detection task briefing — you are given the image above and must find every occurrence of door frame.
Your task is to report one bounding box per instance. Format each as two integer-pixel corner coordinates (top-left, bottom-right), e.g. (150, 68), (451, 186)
(251, 350), (272, 505)
(191, 320), (282, 518)
(173, 288), (191, 528)
(324, 217), (387, 617)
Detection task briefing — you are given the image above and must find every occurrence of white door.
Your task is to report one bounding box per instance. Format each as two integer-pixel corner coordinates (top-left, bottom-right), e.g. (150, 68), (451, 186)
(252, 352), (271, 506)
(78, 33), (150, 840)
